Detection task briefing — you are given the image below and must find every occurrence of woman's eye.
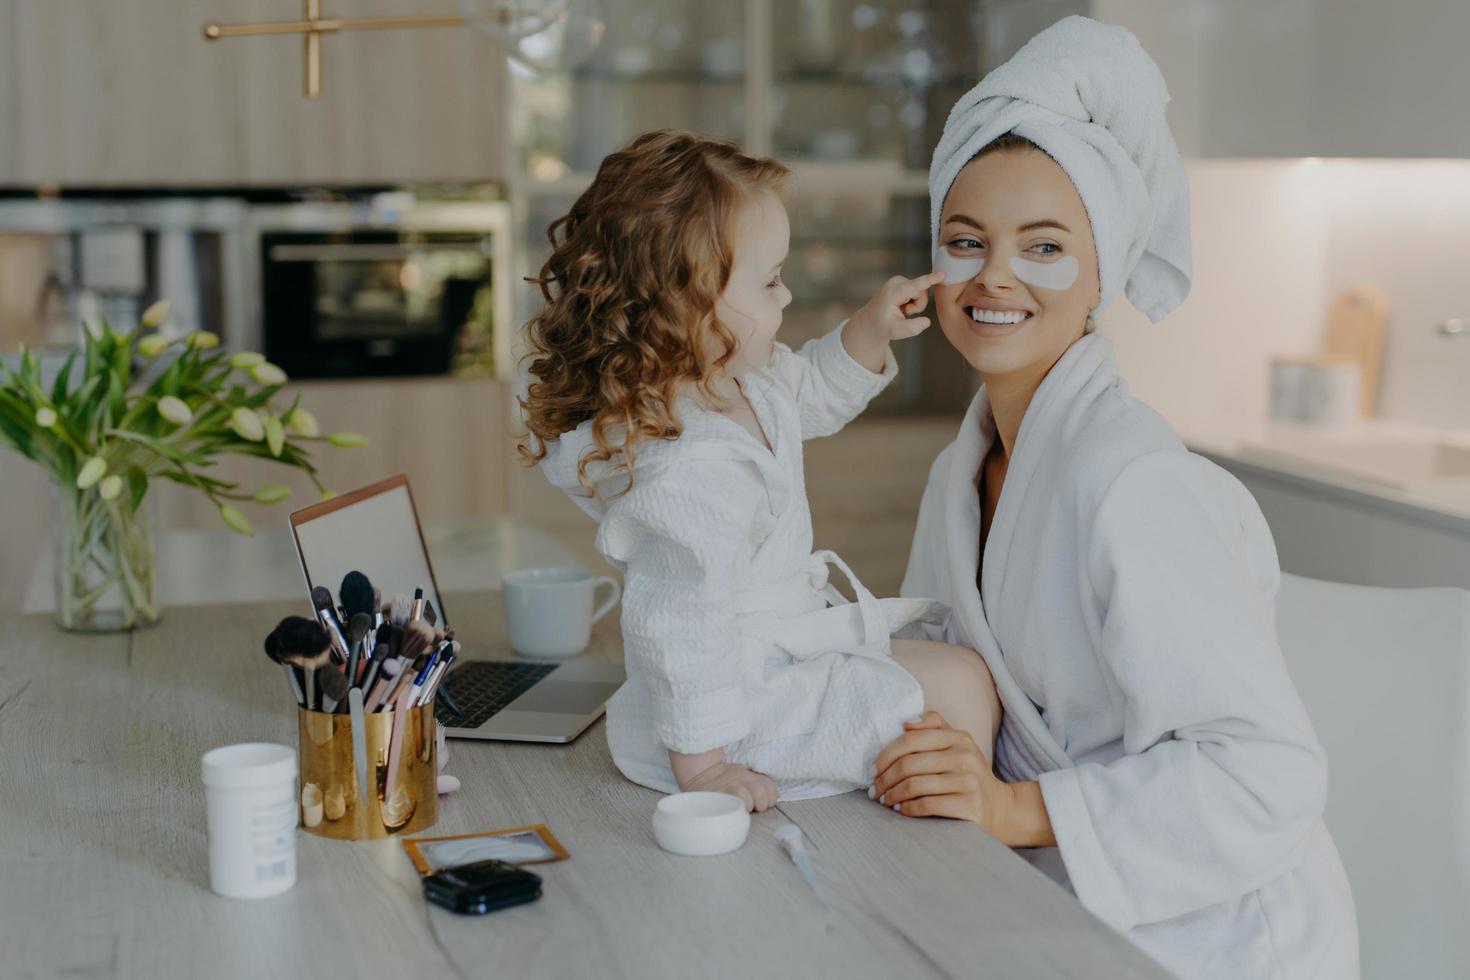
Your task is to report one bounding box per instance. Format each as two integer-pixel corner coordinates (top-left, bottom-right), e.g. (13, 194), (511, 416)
(948, 237), (984, 251)
(767, 271), (784, 288)
(1029, 242), (1061, 256)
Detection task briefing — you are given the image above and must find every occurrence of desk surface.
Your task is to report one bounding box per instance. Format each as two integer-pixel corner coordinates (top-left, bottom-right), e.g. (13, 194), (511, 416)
(0, 592), (1168, 980)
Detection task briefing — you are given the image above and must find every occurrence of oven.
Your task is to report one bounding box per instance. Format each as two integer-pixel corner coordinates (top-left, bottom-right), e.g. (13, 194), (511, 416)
(249, 200), (513, 379)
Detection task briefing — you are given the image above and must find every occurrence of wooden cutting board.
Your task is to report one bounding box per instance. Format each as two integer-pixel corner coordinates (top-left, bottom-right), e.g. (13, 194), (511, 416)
(1322, 284), (1389, 417)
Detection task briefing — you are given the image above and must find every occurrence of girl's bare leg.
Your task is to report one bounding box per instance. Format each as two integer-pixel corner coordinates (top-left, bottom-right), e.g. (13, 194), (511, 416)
(891, 640), (1002, 765)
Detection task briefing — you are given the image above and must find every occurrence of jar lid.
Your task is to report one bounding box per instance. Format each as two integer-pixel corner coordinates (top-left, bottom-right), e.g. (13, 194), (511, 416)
(202, 742), (297, 789)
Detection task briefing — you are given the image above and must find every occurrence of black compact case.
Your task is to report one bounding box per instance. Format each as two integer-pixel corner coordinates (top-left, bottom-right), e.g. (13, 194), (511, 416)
(422, 859), (543, 915)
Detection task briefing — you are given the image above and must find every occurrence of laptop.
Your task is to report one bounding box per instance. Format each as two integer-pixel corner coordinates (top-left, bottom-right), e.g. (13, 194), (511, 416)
(289, 474), (624, 743)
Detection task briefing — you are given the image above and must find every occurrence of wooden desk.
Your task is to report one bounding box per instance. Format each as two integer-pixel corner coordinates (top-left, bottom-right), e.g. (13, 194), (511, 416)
(0, 593), (1169, 979)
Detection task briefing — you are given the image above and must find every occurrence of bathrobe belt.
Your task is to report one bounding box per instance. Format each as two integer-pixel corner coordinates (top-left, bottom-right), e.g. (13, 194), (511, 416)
(735, 550), (949, 663)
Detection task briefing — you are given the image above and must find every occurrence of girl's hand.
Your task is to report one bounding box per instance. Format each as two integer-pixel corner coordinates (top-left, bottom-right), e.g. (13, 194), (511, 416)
(870, 711), (1054, 846)
(842, 272), (947, 372)
(683, 761), (779, 813)
(849, 271), (947, 341)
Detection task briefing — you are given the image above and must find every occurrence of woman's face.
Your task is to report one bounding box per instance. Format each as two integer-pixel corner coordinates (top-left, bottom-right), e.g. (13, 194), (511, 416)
(715, 191), (792, 374)
(933, 148), (1100, 379)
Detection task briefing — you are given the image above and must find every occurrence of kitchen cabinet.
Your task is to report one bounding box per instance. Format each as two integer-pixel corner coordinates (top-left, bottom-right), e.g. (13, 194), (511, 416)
(1097, 0), (1470, 158)
(0, 0), (509, 186)
(151, 375), (516, 529)
(1203, 451), (1470, 591)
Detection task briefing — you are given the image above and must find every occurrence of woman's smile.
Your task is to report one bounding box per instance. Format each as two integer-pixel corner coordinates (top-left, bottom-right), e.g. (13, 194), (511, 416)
(959, 297), (1036, 336)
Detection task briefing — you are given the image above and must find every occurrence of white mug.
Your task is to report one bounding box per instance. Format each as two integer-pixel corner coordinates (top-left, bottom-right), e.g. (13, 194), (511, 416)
(504, 567), (621, 658)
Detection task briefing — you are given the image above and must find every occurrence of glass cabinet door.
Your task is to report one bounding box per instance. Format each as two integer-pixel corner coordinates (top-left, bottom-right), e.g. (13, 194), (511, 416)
(512, 0), (748, 181)
(771, 0), (982, 169)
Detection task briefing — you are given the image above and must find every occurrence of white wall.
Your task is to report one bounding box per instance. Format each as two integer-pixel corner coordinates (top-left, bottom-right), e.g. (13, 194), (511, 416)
(1100, 158), (1470, 436)
(1099, 160), (1329, 437)
(1315, 159), (1470, 429)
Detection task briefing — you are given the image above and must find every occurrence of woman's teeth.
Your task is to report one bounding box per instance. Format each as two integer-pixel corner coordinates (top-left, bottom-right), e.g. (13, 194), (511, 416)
(968, 307), (1030, 325)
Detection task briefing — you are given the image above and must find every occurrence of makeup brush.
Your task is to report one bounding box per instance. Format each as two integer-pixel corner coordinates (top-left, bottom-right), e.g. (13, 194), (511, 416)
(377, 652), (428, 713)
(365, 657), (404, 712)
(406, 639), (445, 707)
(345, 612), (373, 688)
(360, 641), (391, 696)
(388, 593), (412, 627)
(340, 571), (376, 620)
(410, 587), (425, 623)
(374, 623), (404, 656)
(263, 629), (306, 706)
(371, 587), (383, 627)
(423, 598), (437, 627)
(400, 620), (435, 665)
(413, 634), (454, 706)
(318, 665), (349, 714)
(271, 616), (332, 710)
(311, 585), (350, 663)
(416, 645), (455, 709)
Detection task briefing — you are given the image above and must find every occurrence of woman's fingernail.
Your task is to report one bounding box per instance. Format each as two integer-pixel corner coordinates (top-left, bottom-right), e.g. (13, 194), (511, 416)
(866, 762), (876, 780)
(903, 715), (924, 725)
(892, 803), (901, 812)
(878, 794), (886, 805)
(867, 785), (875, 799)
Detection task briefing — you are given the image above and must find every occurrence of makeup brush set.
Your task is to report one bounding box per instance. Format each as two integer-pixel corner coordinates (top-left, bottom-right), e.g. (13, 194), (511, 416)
(266, 570), (456, 837)
(264, 571), (462, 718)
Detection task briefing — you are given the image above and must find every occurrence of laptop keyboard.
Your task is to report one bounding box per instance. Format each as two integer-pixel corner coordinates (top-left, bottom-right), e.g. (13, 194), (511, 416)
(437, 660), (560, 729)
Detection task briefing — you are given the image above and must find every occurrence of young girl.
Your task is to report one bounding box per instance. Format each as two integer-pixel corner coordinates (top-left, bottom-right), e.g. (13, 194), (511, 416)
(520, 130), (1000, 810)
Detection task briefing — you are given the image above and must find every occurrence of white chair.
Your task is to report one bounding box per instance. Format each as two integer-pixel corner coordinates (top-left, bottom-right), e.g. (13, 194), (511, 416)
(1276, 572), (1470, 980)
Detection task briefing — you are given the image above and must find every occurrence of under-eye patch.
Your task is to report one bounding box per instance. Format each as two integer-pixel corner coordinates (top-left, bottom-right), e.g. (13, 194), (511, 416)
(933, 246), (984, 282)
(1009, 255), (1078, 291)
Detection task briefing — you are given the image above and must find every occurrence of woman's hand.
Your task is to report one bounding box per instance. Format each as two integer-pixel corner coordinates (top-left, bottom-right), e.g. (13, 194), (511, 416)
(682, 761), (779, 812)
(871, 711), (1054, 847)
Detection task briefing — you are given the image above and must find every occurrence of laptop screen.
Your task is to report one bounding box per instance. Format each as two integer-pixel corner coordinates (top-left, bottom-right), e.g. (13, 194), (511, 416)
(289, 475), (447, 628)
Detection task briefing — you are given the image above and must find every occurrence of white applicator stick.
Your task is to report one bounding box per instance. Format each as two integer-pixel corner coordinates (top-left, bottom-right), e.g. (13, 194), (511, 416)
(775, 824), (829, 910)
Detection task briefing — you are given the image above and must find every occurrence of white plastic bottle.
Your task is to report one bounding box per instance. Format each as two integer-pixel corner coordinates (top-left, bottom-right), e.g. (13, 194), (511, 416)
(201, 743), (298, 898)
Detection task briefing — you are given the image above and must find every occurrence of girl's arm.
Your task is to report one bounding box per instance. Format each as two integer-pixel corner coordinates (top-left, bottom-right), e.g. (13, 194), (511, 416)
(771, 272), (943, 440)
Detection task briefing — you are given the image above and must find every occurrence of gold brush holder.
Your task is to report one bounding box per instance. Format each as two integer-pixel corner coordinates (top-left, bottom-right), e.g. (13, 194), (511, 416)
(296, 705), (438, 840)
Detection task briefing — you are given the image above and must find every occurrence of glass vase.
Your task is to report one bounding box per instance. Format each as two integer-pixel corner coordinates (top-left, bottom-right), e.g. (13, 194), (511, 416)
(50, 478), (159, 632)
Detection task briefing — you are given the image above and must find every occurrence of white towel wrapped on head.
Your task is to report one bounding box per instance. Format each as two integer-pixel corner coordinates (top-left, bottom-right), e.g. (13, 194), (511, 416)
(929, 15), (1191, 323)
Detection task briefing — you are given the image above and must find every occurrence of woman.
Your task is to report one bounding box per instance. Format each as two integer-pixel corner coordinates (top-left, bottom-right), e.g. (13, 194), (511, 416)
(871, 17), (1359, 979)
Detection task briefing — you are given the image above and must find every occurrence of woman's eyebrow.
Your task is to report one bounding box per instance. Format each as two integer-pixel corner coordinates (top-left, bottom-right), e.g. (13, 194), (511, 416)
(942, 215), (1071, 234)
(767, 254), (788, 275)
(1018, 219), (1070, 233)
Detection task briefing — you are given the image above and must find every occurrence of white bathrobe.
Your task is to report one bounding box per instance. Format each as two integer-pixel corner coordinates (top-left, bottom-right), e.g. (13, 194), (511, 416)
(902, 333), (1359, 980)
(542, 324), (944, 799)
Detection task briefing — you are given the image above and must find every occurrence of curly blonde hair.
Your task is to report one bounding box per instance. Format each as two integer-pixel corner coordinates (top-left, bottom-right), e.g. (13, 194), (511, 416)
(517, 130), (789, 494)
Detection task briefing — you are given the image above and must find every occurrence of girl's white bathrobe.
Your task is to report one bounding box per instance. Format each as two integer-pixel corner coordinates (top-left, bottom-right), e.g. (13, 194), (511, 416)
(902, 333), (1359, 980)
(543, 324), (945, 799)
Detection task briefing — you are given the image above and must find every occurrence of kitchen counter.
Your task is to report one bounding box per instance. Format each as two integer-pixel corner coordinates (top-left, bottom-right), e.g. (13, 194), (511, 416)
(1182, 421), (1470, 535)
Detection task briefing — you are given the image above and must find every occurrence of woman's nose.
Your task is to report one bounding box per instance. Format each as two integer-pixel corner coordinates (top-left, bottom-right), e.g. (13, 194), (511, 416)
(976, 251), (1019, 291)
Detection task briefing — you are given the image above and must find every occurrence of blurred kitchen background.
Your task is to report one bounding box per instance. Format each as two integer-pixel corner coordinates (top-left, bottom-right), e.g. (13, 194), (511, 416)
(2, 0), (1468, 610)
